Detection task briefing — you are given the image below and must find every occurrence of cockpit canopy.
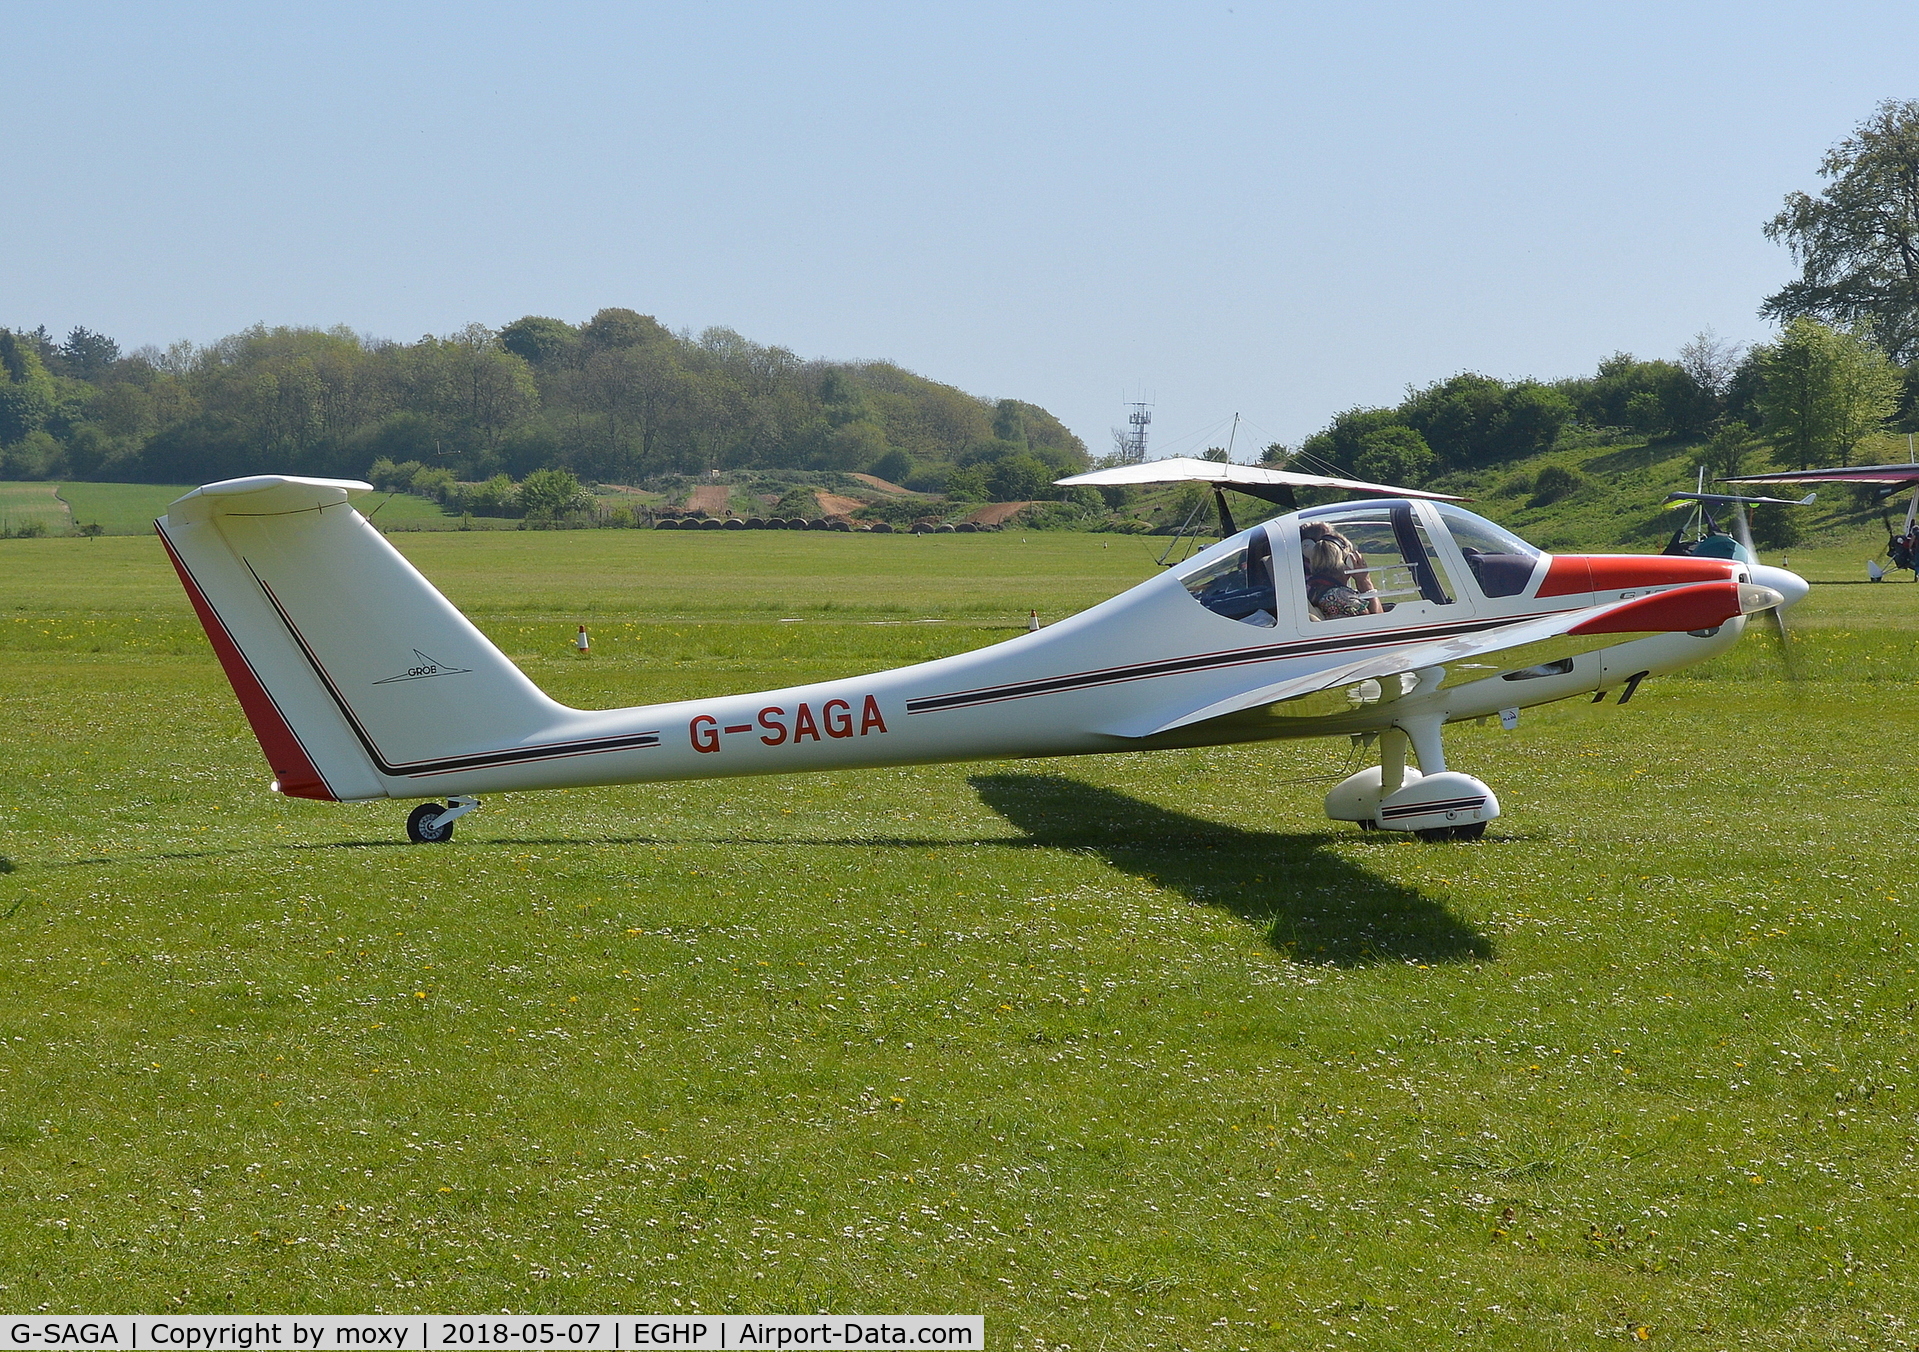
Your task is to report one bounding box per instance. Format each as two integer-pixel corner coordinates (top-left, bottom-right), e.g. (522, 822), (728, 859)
(1179, 499), (1544, 625)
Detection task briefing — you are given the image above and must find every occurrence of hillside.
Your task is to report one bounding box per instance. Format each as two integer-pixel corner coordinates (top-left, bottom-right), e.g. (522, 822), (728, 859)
(1432, 433), (1906, 578)
(0, 314), (1089, 497)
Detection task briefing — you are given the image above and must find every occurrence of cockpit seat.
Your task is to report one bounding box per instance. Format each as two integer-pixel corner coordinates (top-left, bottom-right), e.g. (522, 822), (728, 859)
(1459, 548), (1535, 598)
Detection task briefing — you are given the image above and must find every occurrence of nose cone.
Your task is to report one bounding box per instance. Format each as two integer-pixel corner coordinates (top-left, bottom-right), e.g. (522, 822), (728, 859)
(1748, 562), (1810, 611)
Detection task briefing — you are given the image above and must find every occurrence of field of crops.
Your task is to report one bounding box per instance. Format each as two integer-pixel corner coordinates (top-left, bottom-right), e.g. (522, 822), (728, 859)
(2, 529), (1917, 1347)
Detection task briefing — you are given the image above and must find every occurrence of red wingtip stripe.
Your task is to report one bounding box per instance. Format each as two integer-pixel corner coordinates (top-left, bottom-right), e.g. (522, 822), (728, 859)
(155, 522), (336, 801)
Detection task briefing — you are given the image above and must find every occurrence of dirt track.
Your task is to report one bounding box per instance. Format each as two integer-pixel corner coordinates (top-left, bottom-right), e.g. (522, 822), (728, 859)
(966, 501), (1030, 526)
(816, 493), (866, 517)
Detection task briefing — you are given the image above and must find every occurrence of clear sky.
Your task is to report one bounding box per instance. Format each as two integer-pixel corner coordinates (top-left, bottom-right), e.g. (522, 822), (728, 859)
(6, 2), (1916, 457)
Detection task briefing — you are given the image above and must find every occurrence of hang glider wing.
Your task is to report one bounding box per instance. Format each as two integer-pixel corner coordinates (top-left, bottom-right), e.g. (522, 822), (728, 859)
(1663, 491), (1816, 509)
(1723, 464), (1919, 487)
(1106, 579), (1783, 739)
(1055, 458), (1467, 505)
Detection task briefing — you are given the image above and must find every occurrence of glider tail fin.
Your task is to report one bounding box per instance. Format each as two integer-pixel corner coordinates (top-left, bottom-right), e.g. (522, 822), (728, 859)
(157, 476), (571, 801)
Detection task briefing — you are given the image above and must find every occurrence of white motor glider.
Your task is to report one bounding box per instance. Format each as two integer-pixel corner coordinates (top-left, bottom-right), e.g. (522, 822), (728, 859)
(155, 467), (1806, 843)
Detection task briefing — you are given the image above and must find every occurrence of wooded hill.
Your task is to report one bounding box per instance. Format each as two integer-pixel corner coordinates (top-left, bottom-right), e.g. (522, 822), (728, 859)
(0, 310), (1088, 494)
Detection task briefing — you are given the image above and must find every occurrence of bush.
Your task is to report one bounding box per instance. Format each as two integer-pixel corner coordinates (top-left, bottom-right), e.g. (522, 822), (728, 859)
(1018, 501), (1095, 530)
(518, 467), (585, 517)
(1529, 464), (1586, 507)
(944, 465), (989, 501)
(458, 474), (520, 516)
(772, 486), (821, 518)
(903, 465), (951, 494)
(366, 457), (415, 491)
(410, 465), (457, 500)
(868, 448), (914, 485)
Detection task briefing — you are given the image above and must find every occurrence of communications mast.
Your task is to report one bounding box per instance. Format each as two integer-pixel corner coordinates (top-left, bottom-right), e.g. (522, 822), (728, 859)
(1116, 400), (1152, 465)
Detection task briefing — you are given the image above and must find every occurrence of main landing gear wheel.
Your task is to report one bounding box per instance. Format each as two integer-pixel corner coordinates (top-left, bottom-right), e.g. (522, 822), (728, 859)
(1416, 821), (1487, 843)
(407, 802), (455, 843)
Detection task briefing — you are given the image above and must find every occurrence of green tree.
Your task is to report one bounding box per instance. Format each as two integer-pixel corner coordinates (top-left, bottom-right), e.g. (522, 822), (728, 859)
(1750, 503), (1803, 549)
(945, 465), (989, 501)
(1756, 318), (1901, 467)
(499, 316), (579, 366)
(1351, 425), (1435, 485)
(821, 420), (886, 471)
(868, 448), (914, 484)
(59, 327), (120, 380)
(0, 330), (57, 445)
(580, 308), (671, 353)
(1300, 407), (1406, 475)
(517, 467), (583, 517)
(1764, 99), (1919, 363)
(1398, 375), (1571, 469)
(985, 452), (1050, 501)
(1702, 421), (1760, 480)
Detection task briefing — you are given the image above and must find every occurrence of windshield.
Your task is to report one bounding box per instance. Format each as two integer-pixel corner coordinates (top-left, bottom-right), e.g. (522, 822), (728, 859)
(1432, 503), (1542, 598)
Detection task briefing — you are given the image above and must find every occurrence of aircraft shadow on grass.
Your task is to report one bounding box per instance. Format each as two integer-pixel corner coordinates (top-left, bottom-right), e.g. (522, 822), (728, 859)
(32, 779), (1489, 966)
(969, 772), (1492, 968)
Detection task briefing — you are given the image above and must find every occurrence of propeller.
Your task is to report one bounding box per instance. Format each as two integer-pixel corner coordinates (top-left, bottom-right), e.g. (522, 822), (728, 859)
(1731, 504), (1799, 679)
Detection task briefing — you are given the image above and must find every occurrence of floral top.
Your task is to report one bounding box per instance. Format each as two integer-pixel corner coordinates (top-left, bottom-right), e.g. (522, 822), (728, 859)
(1307, 575), (1371, 619)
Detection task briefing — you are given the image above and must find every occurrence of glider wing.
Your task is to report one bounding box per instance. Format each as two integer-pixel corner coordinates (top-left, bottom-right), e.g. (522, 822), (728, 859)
(1109, 580), (1782, 738)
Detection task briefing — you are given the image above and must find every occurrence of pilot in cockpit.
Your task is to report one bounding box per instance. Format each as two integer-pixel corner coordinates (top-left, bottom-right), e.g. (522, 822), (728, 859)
(1300, 523), (1382, 620)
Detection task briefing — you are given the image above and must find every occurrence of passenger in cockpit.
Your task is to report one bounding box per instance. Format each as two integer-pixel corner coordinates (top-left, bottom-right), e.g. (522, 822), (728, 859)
(1301, 523), (1380, 620)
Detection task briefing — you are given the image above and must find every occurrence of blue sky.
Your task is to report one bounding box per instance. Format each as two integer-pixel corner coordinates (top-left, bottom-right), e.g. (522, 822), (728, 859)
(6, 2), (1916, 455)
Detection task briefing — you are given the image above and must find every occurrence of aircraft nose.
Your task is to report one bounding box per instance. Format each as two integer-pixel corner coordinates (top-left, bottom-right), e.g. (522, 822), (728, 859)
(1747, 562), (1810, 611)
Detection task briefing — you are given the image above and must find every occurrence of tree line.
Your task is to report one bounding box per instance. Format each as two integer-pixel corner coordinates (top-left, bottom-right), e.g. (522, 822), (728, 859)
(1282, 320), (1915, 488)
(6, 101), (1919, 506)
(1285, 99), (1919, 487)
(0, 311), (1089, 497)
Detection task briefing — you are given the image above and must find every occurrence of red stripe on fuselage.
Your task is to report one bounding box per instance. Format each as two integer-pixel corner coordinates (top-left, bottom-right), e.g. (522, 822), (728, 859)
(1537, 554), (1736, 598)
(155, 522), (336, 801)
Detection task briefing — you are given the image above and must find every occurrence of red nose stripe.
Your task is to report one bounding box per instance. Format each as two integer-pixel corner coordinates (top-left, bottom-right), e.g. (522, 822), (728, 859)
(155, 523), (336, 801)
(1538, 554), (1736, 598)
(1567, 581), (1744, 636)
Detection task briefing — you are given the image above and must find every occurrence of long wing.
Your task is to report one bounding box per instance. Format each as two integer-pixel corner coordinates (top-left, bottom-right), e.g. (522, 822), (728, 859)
(1056, 457), (1467, 502)
(1108, 580), (1783, 738)
(1723, 464), (1919, 487)
(1664, 490), (1816, 508)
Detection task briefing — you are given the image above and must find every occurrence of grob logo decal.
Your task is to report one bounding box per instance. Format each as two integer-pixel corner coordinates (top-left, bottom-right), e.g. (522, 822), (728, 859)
(373, 649), (473, 684)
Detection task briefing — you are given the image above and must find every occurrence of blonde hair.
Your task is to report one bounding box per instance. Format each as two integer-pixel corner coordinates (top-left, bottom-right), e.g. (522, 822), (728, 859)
(1303, 537), (1355, 579)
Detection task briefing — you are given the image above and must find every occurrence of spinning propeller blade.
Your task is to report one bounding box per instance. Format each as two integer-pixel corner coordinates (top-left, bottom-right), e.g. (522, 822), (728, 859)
(1731, 505), (1799, 679)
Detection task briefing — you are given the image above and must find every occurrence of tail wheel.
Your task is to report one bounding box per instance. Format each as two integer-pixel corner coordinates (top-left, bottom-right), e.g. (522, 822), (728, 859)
(407, 802), (455, 843)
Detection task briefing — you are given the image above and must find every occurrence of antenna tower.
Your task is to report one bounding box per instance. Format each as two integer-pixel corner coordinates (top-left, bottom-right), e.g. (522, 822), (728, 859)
(1119, 400), (1152, 465)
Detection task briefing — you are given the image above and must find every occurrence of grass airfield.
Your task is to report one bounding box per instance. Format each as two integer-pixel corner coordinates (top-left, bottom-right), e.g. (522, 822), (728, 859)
(2, 530), (1918, 1347)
